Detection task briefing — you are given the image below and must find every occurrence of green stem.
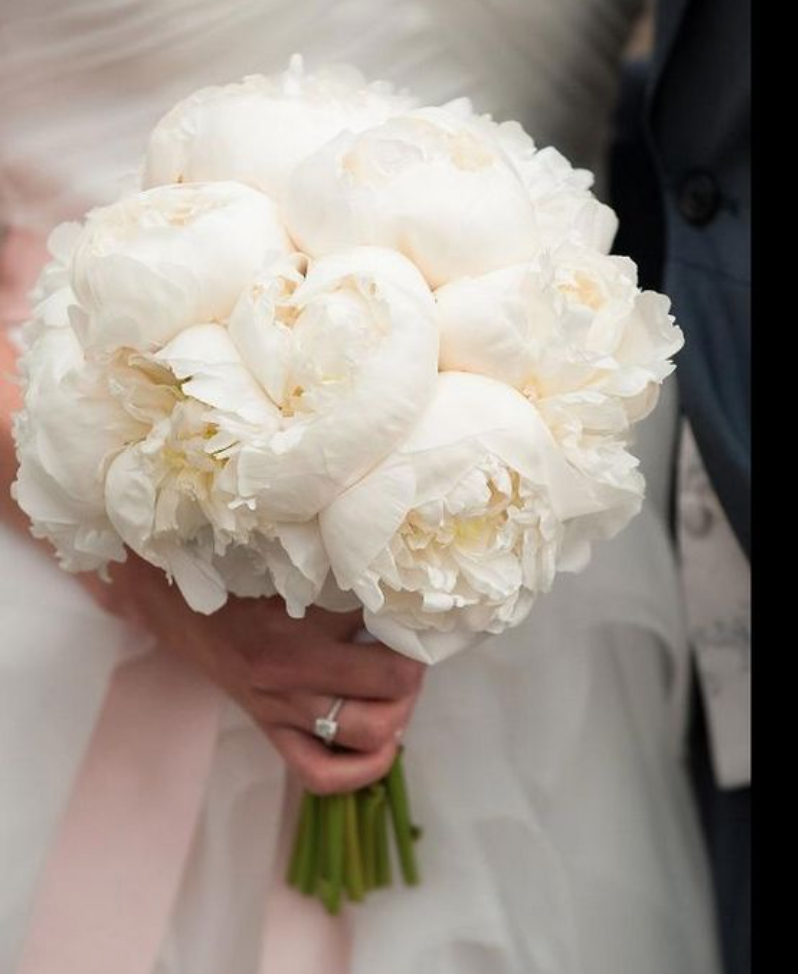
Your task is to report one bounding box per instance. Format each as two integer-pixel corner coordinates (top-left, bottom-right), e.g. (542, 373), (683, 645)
(343, 793), (366, 902)
(386, 750), (420, 886)
(357, 789), (374, 891)
(361, 785), (383, 890)
(299, 793), (321, 896)
(287, 791), (314, 888)
(321, 794), (346, 915)
(286, 795), (306, 887)
(374, 790), (392, 888)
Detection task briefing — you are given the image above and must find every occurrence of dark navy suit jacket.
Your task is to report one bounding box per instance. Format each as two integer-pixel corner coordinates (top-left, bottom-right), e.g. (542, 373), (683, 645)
(646, 0), (751, 557)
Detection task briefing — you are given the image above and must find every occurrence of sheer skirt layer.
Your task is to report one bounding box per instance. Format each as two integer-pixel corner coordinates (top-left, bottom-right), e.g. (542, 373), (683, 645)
(0, 0), (640, 229)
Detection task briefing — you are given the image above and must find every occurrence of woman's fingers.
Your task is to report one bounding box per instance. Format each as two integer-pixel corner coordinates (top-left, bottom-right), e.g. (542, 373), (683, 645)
(305, 604), (365, 639)
(266, 725), (398, 795)
(248, 633), (425, 701)
(257, 692), (412, 754)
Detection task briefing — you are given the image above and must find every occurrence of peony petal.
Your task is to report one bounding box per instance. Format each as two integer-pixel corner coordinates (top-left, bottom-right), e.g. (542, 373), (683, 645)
(320, 461), (416, 590)
(273, 520), (330, 593)
(437, 263), (544, 385)
(235, 246), (438, 520)
(321, 372), (605, 661)
(284, 109), (541, 288)
(144, 56), (416, 203)
(72, 181), (293, 351)
(156, 323), (281, 427)
(227, 256), (306, 406)
(363, 609), (486, 664)
(165, 545), (228, 614)
(104, 446), (157, 556)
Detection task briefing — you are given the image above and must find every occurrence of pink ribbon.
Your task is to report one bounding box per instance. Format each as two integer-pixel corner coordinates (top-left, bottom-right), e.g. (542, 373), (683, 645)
(13, 647), (353, 974)
(14, 650), (221, 974)
(258, 775), (353, 974)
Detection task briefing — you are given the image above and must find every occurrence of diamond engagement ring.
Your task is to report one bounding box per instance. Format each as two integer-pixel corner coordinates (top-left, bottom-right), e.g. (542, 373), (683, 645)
(314, 697), (345, 746)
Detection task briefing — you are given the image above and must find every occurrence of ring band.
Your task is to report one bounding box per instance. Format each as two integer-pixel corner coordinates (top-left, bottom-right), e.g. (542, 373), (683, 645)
(314, 696), (345, 746)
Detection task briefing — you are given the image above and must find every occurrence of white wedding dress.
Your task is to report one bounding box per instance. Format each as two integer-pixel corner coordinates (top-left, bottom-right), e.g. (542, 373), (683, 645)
(0, 2), (722, 972)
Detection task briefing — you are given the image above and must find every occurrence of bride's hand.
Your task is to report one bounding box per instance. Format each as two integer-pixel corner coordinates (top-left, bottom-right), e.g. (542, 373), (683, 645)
(81, 553), (424, 795)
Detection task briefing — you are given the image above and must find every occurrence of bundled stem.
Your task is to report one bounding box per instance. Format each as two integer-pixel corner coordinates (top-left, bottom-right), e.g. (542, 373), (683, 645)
(358, 787), (379, 891)
(343, 793), (365, 902)
(286, 750), (421, 912)
(287, 791), (315, 890)
(374, 788), (392, 888)
(385, 748), (420, 885)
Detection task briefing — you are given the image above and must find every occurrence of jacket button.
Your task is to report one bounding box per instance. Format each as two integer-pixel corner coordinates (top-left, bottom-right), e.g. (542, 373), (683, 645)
(677, 170), (720, 226)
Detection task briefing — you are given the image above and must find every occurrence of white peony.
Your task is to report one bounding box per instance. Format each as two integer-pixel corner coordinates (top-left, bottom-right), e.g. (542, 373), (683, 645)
(232, 247), (439, 520)
(11, 229), (128, 574)
(70, 181), (292, 351)
(436, 245), (683, 510)
(13, 326), (140, 575)
(100, 326), (329, 615)
(320, 372), (606, 664)
(144, 54), (416, 203)
(284, 106), (542, 288)
(513, 146), (618, 255)
(437, 96), (619, 254)
(14, 288), (330, 614)
(25, 222), (84, 333)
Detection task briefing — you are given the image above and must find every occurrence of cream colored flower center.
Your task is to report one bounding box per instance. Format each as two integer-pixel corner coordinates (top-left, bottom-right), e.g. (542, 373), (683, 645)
(370, 457), (560, 620)
(277, 284), (383, 420)
(401, 474), (520, 554)
(343, 119), (495, 185)
(107, 353), (230, 499)
(124, 188), (222, 235)
(162, 420), (219, 474)
(253, 274), (302, 328)
(557, 270), (605, 311)
(444, 129), (495, 171)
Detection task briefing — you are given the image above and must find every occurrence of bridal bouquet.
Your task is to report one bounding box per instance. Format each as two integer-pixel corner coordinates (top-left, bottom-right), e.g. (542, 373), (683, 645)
(12, 56), (682, 913)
